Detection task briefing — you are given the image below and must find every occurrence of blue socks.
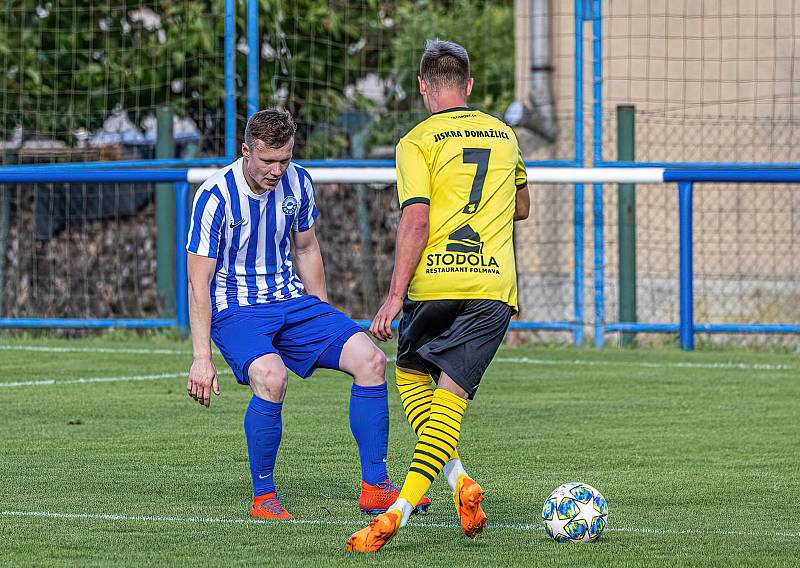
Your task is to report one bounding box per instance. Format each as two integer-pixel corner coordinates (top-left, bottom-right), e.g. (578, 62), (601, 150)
(244, 396), (283, 497)
(244, 384), (388, 496)
(349, 382), (389, 485)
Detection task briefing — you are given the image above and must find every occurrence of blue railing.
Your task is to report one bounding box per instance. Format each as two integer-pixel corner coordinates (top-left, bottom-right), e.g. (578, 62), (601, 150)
(0, 172), (192, 333)
(1, 167), (799, 351)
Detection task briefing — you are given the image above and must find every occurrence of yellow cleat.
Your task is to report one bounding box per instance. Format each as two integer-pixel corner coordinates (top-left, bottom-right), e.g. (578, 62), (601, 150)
(346, 510), (401, 553)
(454, 475), (487, 538)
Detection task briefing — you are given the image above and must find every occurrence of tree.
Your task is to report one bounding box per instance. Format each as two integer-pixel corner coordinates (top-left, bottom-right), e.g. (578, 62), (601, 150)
(262, 0), (514, 157)
(0, 1), (226, 154)
(0, 0), (514, 159)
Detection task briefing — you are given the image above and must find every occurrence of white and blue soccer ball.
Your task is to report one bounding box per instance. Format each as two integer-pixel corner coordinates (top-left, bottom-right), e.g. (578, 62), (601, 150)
(542, 482), (608, 542)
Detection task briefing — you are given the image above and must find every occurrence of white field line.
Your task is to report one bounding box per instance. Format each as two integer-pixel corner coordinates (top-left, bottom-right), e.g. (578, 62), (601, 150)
(1, 510), (798, 539)
(0, 345), (188, 355)
(1, 344), (792, 371)
(493, 357), (794, 371)
(0, 372), (186, 388)
(0, 356), (789, 389)
(0, 369), (237, 389)
(0, 357), (790, 390)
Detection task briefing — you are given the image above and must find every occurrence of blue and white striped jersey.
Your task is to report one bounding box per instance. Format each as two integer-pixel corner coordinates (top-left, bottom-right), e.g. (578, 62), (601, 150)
(187, 158), (319, 317)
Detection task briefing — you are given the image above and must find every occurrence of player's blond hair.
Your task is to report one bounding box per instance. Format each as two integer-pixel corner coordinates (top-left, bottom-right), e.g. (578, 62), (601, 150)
(419, 39), (470, 93)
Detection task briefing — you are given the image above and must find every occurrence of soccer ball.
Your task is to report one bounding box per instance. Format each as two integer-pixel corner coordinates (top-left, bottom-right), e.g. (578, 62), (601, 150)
(541, 482), (608, 542)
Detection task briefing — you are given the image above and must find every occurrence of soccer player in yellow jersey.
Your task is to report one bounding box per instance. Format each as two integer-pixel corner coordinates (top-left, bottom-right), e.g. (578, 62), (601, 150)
(347, 39), (530, 552)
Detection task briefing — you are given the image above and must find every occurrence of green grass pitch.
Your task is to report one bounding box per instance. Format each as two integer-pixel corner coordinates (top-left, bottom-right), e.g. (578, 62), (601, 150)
(1, 335), (799, 567)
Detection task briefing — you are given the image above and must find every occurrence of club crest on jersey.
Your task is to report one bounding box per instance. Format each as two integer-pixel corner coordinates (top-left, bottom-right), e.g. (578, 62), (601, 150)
(282, 195), (298, 216)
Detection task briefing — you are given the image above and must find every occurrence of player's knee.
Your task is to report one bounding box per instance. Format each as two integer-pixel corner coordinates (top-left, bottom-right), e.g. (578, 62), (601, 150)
(364, 346), (387, 385)
(373, 346), (388, 374)
(248, 358), (288, 401)
(352, 342), (386, 387)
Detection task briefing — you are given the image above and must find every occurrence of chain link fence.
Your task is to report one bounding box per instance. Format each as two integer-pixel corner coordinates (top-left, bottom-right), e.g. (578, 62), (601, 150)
(0, 183), (158, 320)
(599, 0), (800, 346)
(3, 1), (800, 347)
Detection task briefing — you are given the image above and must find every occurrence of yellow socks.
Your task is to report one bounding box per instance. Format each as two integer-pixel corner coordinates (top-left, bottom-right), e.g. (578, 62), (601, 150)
(398, 388), (468, 508)
(395, 368), (434, 437)
(395, 367), (460, 460)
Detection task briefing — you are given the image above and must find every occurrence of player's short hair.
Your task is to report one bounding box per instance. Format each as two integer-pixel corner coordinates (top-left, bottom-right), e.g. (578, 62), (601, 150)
(245, 109), (296, 149)
(419, 39), (470, 93)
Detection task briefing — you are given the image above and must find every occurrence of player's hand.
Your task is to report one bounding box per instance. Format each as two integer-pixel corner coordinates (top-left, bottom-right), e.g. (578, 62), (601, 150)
(187, 356), (220, 408)
(369, 294), (403, 341)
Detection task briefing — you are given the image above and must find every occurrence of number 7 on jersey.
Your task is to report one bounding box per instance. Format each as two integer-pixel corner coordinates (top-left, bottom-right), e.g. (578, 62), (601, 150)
(462, 148), (491, 214)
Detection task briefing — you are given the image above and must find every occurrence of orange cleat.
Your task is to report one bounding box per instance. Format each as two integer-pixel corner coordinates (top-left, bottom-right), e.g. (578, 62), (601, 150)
(346, 510), (400, 553)
(250, 492), (293, 520)
(359, 479), (431, 514)
(454, 475), (486, 538)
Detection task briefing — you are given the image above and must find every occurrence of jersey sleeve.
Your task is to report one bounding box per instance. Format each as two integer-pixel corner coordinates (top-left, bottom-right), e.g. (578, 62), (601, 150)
(187, 185), (226, 258)
(514, 145), (528, 188)
(294, 167), (319, 232)
(396, 138), (431, 209)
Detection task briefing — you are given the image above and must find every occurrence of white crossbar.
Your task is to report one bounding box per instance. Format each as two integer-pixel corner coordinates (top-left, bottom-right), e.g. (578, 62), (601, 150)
(186, 167), (666, 185)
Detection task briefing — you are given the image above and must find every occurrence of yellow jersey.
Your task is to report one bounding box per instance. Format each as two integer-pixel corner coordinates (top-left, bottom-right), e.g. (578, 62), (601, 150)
(395, 107), (527, 310)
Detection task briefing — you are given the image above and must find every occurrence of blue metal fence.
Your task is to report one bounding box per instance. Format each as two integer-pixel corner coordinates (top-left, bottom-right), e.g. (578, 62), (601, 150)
(0, 171), (192, 332)
(1, 167), (799, 351)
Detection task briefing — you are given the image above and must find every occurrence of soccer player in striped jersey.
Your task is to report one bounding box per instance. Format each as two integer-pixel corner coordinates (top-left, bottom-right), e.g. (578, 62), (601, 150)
(347, 40), (530, 552)
(185, 109), (430, 520)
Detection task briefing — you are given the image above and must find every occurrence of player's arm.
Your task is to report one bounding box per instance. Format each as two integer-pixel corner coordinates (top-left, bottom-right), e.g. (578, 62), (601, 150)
(187, 252), (220, 407)
(370, 138), (431, 340)
(292, 226), (329, 302)
(513, 136), (530, 221)
(370, 202), (430, 341)
(515, 183), (530, 221)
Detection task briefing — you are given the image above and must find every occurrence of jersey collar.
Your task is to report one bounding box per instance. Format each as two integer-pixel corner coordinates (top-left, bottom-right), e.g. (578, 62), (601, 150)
(431, 106), (474, 115)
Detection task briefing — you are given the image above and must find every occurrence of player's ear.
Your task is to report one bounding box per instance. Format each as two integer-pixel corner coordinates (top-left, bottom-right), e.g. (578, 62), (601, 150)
(418, 76), (426, 96)
(465, 78), (474, 97)
(241, 143), (250, 158)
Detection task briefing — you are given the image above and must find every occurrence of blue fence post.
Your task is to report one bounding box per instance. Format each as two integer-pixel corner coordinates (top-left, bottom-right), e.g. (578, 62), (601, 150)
(573, 0), (585, 347)
(175, 182), (190, 338)
(574, 185), (585, 347)
(592, 182), (605, 349)
(678, 181), (695, 351)
(592, 0), (604, 348)
(224, 0), (236, 160)
(247, 0), (259, 117)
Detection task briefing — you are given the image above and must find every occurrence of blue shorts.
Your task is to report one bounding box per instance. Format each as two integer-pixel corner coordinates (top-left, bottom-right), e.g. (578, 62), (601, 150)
(211, 295), (362, 384)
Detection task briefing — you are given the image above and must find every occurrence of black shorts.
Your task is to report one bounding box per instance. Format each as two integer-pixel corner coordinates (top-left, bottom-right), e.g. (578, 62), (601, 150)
(396, 298), (513, 399)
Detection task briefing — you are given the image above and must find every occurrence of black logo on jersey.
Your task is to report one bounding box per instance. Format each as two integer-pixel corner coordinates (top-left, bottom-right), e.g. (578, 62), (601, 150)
(229, 218), (247, 229)
(424, 224), (500, 275)
(446, 225), (483, 254)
